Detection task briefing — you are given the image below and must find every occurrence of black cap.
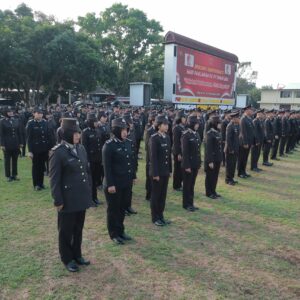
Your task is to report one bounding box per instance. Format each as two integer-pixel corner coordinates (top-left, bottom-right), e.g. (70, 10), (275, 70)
(187, 115), (199, 125)
(230, 111), (240, 118)
(176, 110), (187, 119)
(61, 118), (81, 133)
(155, 115), (169, 126)
(243, 105), (252, 111)
(111, 117), (127, 129)
(256, 109), (264, 113)
(112, 100), (121, 108)
(266, 109), (274, 114)
(33, 107), (43, 113)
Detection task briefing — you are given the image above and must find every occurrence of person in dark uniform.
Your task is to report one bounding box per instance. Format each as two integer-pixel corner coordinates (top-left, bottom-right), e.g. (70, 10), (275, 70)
(263, 110), (274, 166)
(149, 115), (172, 226)
(49, 118), (93, 272)
(144, 112), (156, 201)
(271, 111), (282, 161)
(224, 111), (240, 185)
(133, 109), (143, 158)
(204, 116), (222, 199)
(0, 106), (23, 181)
(97, 111), (110, 188)
(251, 109), (265, 172)
(237, 105), (254, 178)
(82, 113), (102, 206)
(279, 110), (289, 157)
(15, 107), (27, 157)
(172, 110), (186, 191)
(102, 118), (136, 245)
(181, 115), (201, 211)
(220, 110), (231, 166)
(122, 113), (138, 215)
(63, 104), (73, 118)
(109, 101), (121, 127)
(26, 107), (51, 190)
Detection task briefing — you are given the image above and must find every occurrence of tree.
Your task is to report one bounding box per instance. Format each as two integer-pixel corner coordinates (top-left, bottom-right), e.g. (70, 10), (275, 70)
(78, 3), (164, 96)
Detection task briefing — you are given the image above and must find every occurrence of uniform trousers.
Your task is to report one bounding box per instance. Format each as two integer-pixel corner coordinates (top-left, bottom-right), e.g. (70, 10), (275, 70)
(105, 186), (131, 239)
(182, 168), (198, 208)
(3, 149), (19, 178)
(205, 162), (221, 196)
(173, 155), (182, 189)
(226, 152), (238, 182)
(32, 151), (48, 187)
(150, 176), (169, 222)
(58, 210), (86, 265)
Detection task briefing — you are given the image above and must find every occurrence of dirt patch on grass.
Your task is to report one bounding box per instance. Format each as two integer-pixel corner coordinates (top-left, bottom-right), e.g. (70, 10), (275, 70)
(267, 247), (300, 266)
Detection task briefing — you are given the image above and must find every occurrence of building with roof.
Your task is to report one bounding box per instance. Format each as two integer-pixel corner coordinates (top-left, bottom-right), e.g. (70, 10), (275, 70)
(259, 83), (300, 110)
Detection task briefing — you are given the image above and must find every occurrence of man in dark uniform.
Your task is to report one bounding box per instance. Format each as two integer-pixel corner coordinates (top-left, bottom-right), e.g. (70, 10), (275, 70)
(237, 105), (254, 178)
(181, 115), (201, 211)
(172, 110), (186, 191)
(251, 109), (265, 172)
(102, 118), (136, 245)
(220, 110), (231, 166)
(49, 118), (93, 272)
(279, 110), (289, 157)
(63, 104), (73, 118)
(109, 101), (121, 127)
(82, 113), (102, 206)
(0, 106), (23, 181)
(144, 112), (156, 201)
(263, 110), (274, 166)
(26, 107), (51, 190)
(224, 111), (240, 185)
(271, 111), (282, 161)
(149, 115), (172, 226)
(133, 109), (143, 158)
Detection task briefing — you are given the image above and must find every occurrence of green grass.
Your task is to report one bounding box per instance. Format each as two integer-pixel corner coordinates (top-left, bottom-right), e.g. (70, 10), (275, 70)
(1, 145), (300, 300)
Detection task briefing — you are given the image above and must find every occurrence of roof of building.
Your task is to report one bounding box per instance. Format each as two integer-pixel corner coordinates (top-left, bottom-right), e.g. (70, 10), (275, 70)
(164, 31), (239, 63)
(89, 86), (115, 95)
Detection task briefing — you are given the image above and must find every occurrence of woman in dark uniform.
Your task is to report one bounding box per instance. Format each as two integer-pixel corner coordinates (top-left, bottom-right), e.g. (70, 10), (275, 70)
(204, 116), (222, 199)
(49, 118), (93, 272)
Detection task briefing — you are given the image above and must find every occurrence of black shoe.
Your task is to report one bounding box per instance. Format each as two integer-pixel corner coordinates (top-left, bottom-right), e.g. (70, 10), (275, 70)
(256, 168), (263, 172)
(174, 187), (183, 192)
(112, 237), (125, 245)
(233, 180), (239, 184)
(238, 174), (247, 179)
(126, 207), (137, 214)
(12, 176), (20, 181)
(161, 218), (172, 225)
(154, 220), (165, 226)
(207, 194), (217, 199)
(244, 173), (251, 177)
(226, 181), (235, 185)
(7, 177), (13, 182)
(185, 206), (196, 212)
(214, 193), (221, 198)
(263, 162), (273, 166)
(65, 260), (79, 272)
(75, 257), (90, 266)
(40, 185), (46, 189)
(120, 233), (132, 241)
(251, 168), (260, 172)
(192, 206), (199, 210)
(34, 186), (42, 191)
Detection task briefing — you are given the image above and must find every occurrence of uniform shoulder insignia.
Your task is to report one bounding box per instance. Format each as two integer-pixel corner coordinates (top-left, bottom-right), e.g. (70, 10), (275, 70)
(151, 132), (158, 137)
(51, 144), (63, 151)
(126, 138), (132, 142)
(182, 130), (189, 135)
(106, 138), (113, 144)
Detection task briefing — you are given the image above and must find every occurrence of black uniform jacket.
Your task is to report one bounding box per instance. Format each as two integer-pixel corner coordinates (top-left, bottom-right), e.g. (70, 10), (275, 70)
(225, 122), (240, 154)
(149, 132), (172, 177)
(0, 117), (23, 150)
(172, 124), (185, 156)
(205, 128), (222, 165)
(181, 128), (201, 170)
(253, 118), (264, 144)
(82, 127), (103, 162)
(239, 115), (255, 146)
(49, 142), (93, 213)
(102, 137), (136, 189)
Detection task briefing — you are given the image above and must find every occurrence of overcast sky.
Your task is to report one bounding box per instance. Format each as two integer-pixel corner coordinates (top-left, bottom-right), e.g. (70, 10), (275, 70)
(1, 0), (299, 88)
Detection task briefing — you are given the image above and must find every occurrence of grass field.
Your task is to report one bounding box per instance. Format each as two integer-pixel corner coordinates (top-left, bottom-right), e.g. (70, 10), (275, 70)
(0, 145), (300, 300)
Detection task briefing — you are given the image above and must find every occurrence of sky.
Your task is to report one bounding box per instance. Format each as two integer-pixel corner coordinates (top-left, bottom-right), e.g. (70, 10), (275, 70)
(1, 0), (299, 88)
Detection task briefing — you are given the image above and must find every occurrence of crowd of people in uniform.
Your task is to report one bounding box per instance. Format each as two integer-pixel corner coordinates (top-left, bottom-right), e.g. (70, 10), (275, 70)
(1, 101), (300, 272)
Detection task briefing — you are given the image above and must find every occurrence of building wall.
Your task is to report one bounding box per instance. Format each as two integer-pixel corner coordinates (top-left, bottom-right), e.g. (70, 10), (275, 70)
(259, 90), (300, 110)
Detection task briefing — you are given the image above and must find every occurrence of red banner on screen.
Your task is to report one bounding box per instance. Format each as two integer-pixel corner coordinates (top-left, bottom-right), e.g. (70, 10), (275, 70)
(176, 45), (235, 99)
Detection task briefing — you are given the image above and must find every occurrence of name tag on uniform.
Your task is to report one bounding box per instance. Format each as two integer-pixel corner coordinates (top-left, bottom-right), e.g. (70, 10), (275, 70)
(117, 148), (122, 151)
(68, 158), (75, 162)
(89, 135), (95, 138)
(161, 143), (167, 147)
